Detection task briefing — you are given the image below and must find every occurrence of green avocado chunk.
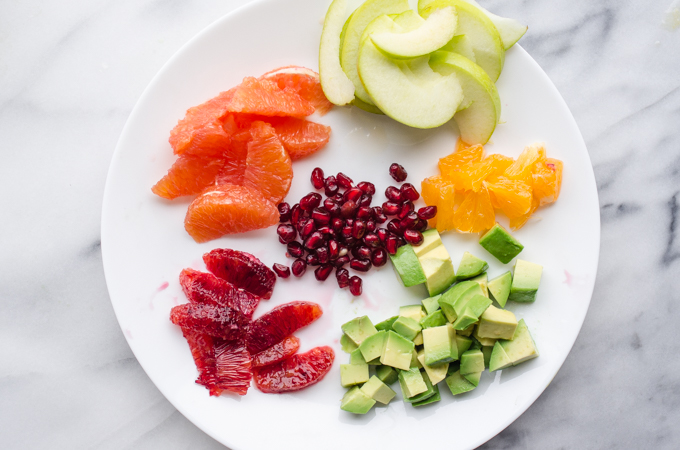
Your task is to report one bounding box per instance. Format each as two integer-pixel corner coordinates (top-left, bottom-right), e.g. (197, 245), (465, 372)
(419, 245), (457, 296)
(509, 260), (543, 303)
(401, 369), (436, 402)
(375, 315), (399, 331)
(412, 383), (441, 407)
(399, 304), (425, 321)
(456, 252), (489, 280)
(420, 310), (448, 329)
(392, 316), (422, 341)
(359, 330), (387, 362)
(350, 348), (367, 365)
(380, 330), (416, 370)
(412, 228), (443, 257)
(488, 341), (513, 372)
(469, 272), (489, 297)
(438, 281), (478, 322)
(452, 294), (491, 330)
(477, 305), (518, 340)
(421, 294), (442, 315)
(417, 350), (449, 385)
(460, 349), (485, 375)
(340, 363), (370, 387)
(361, 375), (397, 404)
(423, 323), (457, 365)
(340, 333), (359, 353)
(499, 318), (539, 365)
(445, 370), (476, 395)
(454, 334), (473, 355)
(341, 316), (377, 345)
(389, 244), (426, 287)
(398, 367), (428, 399)
(341, 386), (376, 414)
(488, 271), (512, 307)
(463, 371), (481, 387)
(478, 223), (524, 264)
(376, 364), (399, 385)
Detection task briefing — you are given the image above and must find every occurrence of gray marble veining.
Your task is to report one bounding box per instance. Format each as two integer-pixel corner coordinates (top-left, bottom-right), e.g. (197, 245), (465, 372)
(1, 0), (679, 448)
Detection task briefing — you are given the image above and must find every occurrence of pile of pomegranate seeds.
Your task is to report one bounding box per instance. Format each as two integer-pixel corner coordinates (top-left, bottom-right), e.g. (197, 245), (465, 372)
(273, 164), (437, 295)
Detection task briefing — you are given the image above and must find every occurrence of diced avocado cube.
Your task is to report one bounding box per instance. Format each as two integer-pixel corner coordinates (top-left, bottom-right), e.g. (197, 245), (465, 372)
(389, 244), (426, 287)
(452, 294), (491, 330)
(412, 228), (442, 257)
(500, 319), (539, 365)
(488, 341), (513, 372)
(402, 370), (436, 403)
(445, 370), (476, 395)
(460, 349), (485, 375)
(399, 304), (425, 321)
(360, 375), (396, 405)
(469, 337), (483, 350)
(341, 316), (377, 345)
(438, 281), (479, 322)
(340, 333), (358, 353)
(456, 252), (489, 280)
(482, 346), (493, 368)
(398, 367), (428, 399)
(349, 348), (367, 365)
(413, 332), (423, 346)
(417, 350), (448, 385)
(392, 316), (422, 341)
(452, 308), (478, 330)
(463, 371), (482, 387)
(421, 294), (442, 315)
(477, 305), (518, 340)
(359, 330), (387, 362)
(456, 322), (476, 336)
(473, 325), (497, 347)
(479, 223), (524, 264)
(410, 349), (423, 369)
(420, 310), (447, 329)
(488, 271), (512, 307)
(452, 282), (485, 317)
(422, 323), (457, 365)
(340, 364), (369, 387)
(375, 315), (398, 332)
(341, 386), (376, 414)
(509, 260), (543, 303)
(367, 357), (381, 365)
(419, 245), (456, 296)
(469, 272), (488, 297)
(380, 330), (415, 370)
(454, 334), (473, 355)
(412, 383), (441, 407)
(376, 364), (399, 385)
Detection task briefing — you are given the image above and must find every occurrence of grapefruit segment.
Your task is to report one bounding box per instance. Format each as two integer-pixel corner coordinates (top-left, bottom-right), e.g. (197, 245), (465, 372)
(269, 117), (331, 160)
(228, 77), (315, 117)
(151, 155), (226, 200)
(253, 346), (335, 393)
(260, 66), (333, 115)
(243, 121), (293, 203)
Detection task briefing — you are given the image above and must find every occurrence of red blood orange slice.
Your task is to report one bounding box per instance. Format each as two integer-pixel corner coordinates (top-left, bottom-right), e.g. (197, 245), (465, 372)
(246, 301), (322, 354)
(253, 346), (335, 393)
(242, 121), (293, 203)
(260, 66), (334, 115)
(203, 248), (277, 300)
(179, 268), (261, 318)
(213, 340), (252, 396)
(151, 155), (226, 200)
(251, 336), (301, 368)
(184, 184), (279, 243)
(181, 328), (221, 395)
(169, 303), (249, 340)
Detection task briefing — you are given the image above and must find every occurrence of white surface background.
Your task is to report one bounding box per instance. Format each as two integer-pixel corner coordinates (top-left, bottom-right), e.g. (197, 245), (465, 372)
(1, 0), (679, 448)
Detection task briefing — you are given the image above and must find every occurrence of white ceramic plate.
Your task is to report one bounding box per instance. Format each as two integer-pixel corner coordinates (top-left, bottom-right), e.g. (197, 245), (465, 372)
(102, 0), (600, 448)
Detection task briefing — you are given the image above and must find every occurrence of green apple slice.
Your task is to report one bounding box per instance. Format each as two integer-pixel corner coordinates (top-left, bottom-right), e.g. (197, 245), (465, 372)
(391, 9), (426, 29)
(439, 34), (476, 63)
(340, 0), (410, 106)
(370, 6), (458, 59)
(420, 0), (504, 81)
(357, 15), (463, 128)
(319, 0), (356, 105)
(429, 50), (500, 144)
(352, 96), (384, 114)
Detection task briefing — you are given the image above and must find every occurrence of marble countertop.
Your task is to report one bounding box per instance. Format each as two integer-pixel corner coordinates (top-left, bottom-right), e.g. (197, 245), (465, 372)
(2, 0), (679, 448)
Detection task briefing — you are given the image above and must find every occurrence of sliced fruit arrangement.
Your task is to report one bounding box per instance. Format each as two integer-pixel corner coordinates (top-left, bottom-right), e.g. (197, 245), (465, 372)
(422, 141), (563, 233)
(271, 164), (438, 296)
(339, 244), (542, 413)
(170, 248), (334, 396)
(318, 0), (527, 143)
(152, 67), (334, 243)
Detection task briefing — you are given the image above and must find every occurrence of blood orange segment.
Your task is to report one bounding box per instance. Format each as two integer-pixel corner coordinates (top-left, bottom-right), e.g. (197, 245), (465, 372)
(213, 340), (252, 396)
(228, 77), (315, 117)
(179, 268), (261, 318)
(246, 301), (323, 354)
(170, 303), (249, 340)
(253, 346), (335, 393)
(260, 66), (334, 115)
(203, 248), (277, 300)
(184, 184), (279, 243)
(251, 336), (301, 368)
(181, 328), (221, 395)
(485, 176), (533, 218)
(269, 117), (331, 160)
(243, 121), (293, 203)
(452, 187), (495, 233)
(151, 155), (226, 200)
(532, 158), (563, 206)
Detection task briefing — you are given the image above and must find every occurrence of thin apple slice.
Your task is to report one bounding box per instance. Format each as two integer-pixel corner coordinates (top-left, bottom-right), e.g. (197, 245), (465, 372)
(439, 34), (476, 63)
(429, 50), (500, 144)
(352, 97), (384, 114)
(319, 0), (356, 105)
(340, 0), (411, 106)
(370, 7), (458, 59)
(357, 15), (463, 129)
(420, 0), (504, 81)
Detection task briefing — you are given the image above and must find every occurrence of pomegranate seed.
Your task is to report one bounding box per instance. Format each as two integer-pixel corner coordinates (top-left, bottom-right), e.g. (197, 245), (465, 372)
(291, 203), (303, 225)
(401, 183), (420, 201)
(355, 246), (372, 260)
(372, 207), (387, 223)
(331, 217), (344, 232)
(273, 263), (291, 278)
(336, 268), (350, 288)
(357, 181), (376, 196)
(364, 233), (380, 247)
(287, 241), (304, 258)
(328, 240), (340, 259)
(317, 226), (333, 236)
(352, 220), (367, 239)
(345, 218), (354, 227)
(334, 255), (350, 267)
(337, 172), (354, 189)
(377, 228), (389, 243)
(398, 201), (414, 219)
(385, 236), (399, 255)
(358, 194), (372, 207)
(387, 219), (402, 235)
(350, 258), (371, 272)
(278, 202), (291, 222)
(382, 201), (401, 216)
(343, 237), (358, 248)
(396, 236), (406, 248)
(300, 192), (322, 212)
(414, 219), (428, 232)
(349, 276), (363, 296)
(306, 252), (320, 266)
(316, 246), (330, 264)
(357, 206), (372, 219)
(324, 180), (339, 197)
(400, 212), (419, 230)
(277, 224), (297, 243)
(332, 193), (344, 203)
(366, 220), (376, 232)
(404, 229), (424, 245)
(315, 264), (334, 281)
(341, 225), (353, 240)
(344, 187), (363, 203)
(304, 231), (325, 250)
(299, 218), (316, 239)
(341, 200), (358, 218)
(389, 163), (407, 182)
(417, 206), (437, 220)
(312, 208), (331, 226)
(292, 259), (307, 277)
(311, 168), (325, 189)
(372, 248), (388, 267)
(385, 186), (402, 203)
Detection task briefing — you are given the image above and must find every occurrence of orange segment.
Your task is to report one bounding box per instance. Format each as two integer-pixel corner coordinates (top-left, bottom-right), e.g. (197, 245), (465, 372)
(228, 77), (315, 117)
(243, 121), (293, 203)
(452, 187), (495, 233)
(421, 175), (448, 229)
(532, 158), (563, 206)
(504, 143), (546, 183)
(260, 66), (333, 115)
(184, 184), (279, 243)
(269, 117), (331, 160)
(509, 197), (540, 231)
(151, 155), (226, 200)
(485, 176), (533, 218)
(439, 144), (484, 180)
